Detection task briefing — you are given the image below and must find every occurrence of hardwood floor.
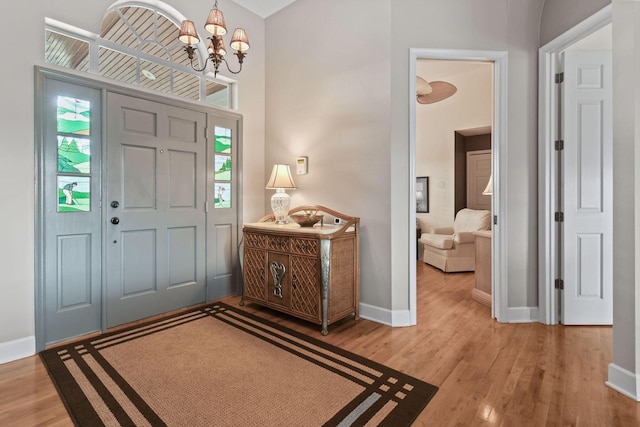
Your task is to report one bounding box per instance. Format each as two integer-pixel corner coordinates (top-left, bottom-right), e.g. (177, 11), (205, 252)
(2, 261), (639, 426)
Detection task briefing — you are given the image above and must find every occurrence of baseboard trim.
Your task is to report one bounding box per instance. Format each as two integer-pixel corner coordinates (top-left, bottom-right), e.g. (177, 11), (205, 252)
(607, 363), (640, 401)
(359, 303), (412, 327)
(507, 306), (539, 323)
(471, 289), (491, 308)
(0, 336), (36, 365)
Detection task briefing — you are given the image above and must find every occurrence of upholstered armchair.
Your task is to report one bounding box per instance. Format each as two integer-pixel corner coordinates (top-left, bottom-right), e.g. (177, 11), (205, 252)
(419, 208), (491, 272)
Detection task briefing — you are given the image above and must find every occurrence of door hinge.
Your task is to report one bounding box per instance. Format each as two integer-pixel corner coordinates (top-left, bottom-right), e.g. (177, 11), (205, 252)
(555, 212), (564, 222)
(493, 215), (498, 225)
(204, 126), (209, 141)
(555, 279), (564, 290)
(205, 201), (209, 213)
(555, 72), (564, 84)
(555, 140), (564, 151)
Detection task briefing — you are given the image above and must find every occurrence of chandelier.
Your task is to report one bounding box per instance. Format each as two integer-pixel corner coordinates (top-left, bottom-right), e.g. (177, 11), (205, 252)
(178, 0), (250, 77)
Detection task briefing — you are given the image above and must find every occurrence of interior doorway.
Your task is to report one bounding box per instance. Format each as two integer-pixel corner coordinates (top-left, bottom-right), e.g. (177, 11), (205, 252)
(409, 49), (509, 323)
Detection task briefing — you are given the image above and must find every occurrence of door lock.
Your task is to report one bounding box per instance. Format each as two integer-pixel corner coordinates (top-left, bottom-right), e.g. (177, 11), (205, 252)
(111, 201), (119, 208)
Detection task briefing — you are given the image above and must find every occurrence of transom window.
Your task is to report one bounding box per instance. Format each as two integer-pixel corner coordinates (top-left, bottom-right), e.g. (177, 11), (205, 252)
(45, 4), (232, 108)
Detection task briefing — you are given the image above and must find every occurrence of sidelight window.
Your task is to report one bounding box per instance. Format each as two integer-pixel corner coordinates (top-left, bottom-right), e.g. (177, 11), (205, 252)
(56, 96), (92, 212)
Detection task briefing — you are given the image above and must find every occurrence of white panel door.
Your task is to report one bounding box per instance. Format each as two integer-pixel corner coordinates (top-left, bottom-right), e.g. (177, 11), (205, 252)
(562, 50), (612, 325)
(105, 92), (207, 327)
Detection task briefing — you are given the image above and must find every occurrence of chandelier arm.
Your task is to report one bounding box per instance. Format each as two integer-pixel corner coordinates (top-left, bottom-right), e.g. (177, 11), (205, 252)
(184, 46), (210, 73)
(221, 56), (244, 75)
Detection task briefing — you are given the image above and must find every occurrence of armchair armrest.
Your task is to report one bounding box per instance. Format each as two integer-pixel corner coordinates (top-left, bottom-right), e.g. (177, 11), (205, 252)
(454, 231), (476, 244)
(430, 226), (454, 235)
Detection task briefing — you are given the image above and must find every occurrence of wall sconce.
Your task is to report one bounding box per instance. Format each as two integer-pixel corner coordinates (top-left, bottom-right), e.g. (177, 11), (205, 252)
(265, 164), (297, 224)
(178, 0), (250, 77)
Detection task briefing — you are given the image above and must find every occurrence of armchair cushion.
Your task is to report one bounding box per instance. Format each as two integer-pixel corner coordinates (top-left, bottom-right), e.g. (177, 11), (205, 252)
(420, 233), (453, 250)
(453, 231), (476, 244)
(430, 226), (454, 235)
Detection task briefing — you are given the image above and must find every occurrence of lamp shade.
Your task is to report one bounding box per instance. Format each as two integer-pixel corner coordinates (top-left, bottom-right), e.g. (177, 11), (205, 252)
(205, 7), (227, 35)
(178, 20), (199, 45)
(230, 28), (250, 52)
(482, 175), (493, 196)
(265, 164), (297, 190)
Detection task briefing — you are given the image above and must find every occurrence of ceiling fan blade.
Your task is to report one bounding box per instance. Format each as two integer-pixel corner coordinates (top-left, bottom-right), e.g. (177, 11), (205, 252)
(416, 81), (457, 104)
(416, 76), (432, 96)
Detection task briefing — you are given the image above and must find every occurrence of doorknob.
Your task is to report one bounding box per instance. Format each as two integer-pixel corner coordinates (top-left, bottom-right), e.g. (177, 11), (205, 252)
(111, 217), (120, 225)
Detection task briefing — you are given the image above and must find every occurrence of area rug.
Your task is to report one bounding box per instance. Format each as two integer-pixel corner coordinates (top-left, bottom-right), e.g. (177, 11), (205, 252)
(40, 302), (438, 426)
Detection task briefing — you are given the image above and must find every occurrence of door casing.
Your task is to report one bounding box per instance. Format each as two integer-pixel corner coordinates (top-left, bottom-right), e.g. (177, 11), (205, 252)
(409, 48), (509, 323)
(538, 5), (612, 325)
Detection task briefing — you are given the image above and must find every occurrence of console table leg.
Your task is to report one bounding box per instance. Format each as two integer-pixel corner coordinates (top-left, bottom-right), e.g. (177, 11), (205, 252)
(321, 241), (330, 336)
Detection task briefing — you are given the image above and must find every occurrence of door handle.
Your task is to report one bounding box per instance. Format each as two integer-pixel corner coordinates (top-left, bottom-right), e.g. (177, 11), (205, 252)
(111, 217), (120, 225)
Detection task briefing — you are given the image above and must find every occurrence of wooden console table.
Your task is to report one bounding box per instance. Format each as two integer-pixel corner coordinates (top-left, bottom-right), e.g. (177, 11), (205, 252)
(241, 205), (360, 335)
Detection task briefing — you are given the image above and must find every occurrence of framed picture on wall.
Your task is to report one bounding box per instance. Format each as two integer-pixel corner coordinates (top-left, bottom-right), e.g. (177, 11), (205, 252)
(416, 176), (429, 213)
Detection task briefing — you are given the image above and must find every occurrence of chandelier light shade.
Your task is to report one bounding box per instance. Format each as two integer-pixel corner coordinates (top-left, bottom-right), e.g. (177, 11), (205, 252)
(178, 20), (199, 45)
(178, 0), (249, 77)
(230, 28), (250, 52)
(205, 7), (227, 35)
(266, 164), (297, 224)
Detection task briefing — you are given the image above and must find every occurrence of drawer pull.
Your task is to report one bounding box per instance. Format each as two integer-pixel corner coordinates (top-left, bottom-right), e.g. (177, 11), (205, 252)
(270, 262), (286, 299)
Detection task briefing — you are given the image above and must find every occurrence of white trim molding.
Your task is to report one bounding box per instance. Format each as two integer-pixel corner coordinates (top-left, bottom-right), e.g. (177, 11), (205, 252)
(0, 336), (36, 365)
(359, 303), (412, 327)
(607, 363), (640, 401)
(507, 306), (540, 323)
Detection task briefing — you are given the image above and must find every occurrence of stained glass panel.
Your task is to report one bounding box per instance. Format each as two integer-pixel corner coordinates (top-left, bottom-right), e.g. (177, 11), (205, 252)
(58, 136), (91, 173)
(57, 96), (90, 135)
(214, 126), (231, 153)
(215, 155), (231, 181)
(214, 183), (231, 209)
(57, 177), (90, 212)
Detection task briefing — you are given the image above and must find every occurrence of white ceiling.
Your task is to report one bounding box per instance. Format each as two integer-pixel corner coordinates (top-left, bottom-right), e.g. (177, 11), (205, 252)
(232, 0), (298, 18)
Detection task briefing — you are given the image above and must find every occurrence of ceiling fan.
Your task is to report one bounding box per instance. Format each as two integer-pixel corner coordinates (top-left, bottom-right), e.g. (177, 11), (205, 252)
(416, 76), (457, 104)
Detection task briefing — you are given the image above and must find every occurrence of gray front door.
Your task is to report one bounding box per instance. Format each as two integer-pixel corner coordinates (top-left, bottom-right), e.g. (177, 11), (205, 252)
(105, 93), (207, 327)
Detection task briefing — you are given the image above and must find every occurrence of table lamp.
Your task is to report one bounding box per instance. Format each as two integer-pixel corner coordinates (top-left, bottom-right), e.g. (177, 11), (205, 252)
(265, 164), (297, 224)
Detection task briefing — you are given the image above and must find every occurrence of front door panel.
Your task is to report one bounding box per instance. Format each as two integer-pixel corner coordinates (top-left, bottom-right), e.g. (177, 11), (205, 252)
(106, 92), (206, 327)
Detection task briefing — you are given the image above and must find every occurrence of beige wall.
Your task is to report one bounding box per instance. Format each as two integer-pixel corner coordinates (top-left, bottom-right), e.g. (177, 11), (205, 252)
(265, 0), (545, 313)
(265, 0), (393, 309)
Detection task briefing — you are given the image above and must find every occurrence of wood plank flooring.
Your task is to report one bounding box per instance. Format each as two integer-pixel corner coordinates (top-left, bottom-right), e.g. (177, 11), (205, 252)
(1, 261), (639, 426)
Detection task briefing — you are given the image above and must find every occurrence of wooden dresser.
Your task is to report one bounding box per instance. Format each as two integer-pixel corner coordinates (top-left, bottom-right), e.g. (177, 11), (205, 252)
(241, 205), (360, 335)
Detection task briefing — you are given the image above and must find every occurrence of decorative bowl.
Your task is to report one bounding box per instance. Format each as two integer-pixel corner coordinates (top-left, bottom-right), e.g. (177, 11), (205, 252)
(290, 213), (323, 227)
